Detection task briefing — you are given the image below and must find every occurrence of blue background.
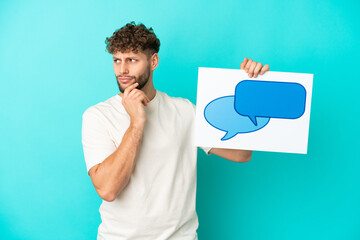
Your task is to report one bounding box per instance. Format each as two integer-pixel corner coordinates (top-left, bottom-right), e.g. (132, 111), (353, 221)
(1, 0), (359, 239)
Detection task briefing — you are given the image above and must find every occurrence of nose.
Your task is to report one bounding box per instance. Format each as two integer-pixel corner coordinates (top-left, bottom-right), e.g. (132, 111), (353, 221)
(119, 62), (129, 75)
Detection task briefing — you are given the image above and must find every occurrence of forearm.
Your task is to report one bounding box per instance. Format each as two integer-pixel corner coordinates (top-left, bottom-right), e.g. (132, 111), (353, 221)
(209, 148), (252, 163)
(91, 121), (145, 201)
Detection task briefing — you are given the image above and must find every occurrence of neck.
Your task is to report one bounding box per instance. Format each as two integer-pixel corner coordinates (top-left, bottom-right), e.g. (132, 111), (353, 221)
(141, 79), (156, 101)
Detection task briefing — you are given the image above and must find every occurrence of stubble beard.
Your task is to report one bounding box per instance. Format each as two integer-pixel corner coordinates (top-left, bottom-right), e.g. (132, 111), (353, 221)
(116, 64), (151, 93)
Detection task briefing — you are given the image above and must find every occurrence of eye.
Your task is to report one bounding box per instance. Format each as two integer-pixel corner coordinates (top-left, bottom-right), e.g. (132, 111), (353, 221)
(130, 59), (137, 62)
(114, 59), (120, 63)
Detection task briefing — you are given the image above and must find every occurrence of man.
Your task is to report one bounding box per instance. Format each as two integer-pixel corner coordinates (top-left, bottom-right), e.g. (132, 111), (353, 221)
(82, 21), (269, 240)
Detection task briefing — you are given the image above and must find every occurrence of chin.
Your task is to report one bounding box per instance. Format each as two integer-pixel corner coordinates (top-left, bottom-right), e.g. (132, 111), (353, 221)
(117, 81), (136, 93)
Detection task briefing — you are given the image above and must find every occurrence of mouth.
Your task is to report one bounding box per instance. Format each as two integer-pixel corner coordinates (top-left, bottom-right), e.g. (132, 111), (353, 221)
(118, 77), (134, 84)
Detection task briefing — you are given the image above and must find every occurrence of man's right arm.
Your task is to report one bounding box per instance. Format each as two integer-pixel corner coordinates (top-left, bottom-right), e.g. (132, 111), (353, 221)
(88, 83), (150, 202)
(88, 121), (144, 202)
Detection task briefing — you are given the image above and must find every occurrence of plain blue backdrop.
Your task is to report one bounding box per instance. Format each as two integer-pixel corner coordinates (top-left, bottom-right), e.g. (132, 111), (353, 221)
(1, 0), (359, 239)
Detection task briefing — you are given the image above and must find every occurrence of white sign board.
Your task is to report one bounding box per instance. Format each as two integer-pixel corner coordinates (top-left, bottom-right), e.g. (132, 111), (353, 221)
(195, 67), (313, 154)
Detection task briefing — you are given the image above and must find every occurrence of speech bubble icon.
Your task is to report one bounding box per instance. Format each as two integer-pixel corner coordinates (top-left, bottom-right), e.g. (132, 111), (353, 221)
(234, 80), (306, 126)
(204, 96), (270, 140)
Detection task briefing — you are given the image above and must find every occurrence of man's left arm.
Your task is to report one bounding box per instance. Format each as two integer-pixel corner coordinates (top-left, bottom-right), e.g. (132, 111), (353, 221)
(208, 57), (270, 163)
(208, 148), (252, 163)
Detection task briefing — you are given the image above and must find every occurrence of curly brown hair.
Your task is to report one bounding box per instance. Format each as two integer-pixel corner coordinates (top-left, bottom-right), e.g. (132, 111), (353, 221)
(105, 21), (160, 58)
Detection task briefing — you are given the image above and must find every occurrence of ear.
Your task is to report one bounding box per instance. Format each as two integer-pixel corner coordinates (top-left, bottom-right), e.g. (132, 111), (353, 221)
(150, 53), (159, 70)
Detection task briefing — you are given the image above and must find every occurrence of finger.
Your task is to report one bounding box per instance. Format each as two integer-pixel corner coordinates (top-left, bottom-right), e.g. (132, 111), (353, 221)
(123, 82), (139, 98)
(244, 59), (253, 73)
(144, 95), (150, 103)
(123, 82), (138, 99)
(240, 57), (248, 70)
(134, 92), (150, 106)
(248, 61), (257, 77)
(132, 92), (146, 105)
(126, 88), (140, 99)
(260, 64), (270, 75)
(132, 90), (150, 103)
(134, 91), (150, 103)
(143, 95), (150, 105)
(131, 91), (142, 99)
(253, 62), (263, 78)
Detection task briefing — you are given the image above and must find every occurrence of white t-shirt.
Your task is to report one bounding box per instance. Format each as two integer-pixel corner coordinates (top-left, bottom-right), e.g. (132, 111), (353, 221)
(82, 90), (211, 240)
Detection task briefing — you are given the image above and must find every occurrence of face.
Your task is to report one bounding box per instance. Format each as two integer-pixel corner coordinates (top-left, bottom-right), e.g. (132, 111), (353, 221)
(113, 50), (153, 93)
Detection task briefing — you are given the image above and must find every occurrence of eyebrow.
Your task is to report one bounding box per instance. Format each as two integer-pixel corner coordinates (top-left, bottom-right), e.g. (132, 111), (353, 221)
(112, 56), (138, 59)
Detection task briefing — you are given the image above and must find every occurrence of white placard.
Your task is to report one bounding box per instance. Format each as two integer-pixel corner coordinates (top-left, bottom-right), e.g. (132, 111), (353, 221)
(195, 67), (313, 154)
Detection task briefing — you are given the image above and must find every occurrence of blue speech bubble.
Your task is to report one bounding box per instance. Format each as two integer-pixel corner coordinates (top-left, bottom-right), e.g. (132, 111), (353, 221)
(234, 80), (306, 126)
(204, 96), (270, 140)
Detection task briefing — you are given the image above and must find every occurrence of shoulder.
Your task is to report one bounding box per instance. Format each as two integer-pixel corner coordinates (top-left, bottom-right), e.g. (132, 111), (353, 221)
(82, 95), (120, 121)
(159, 91), (195, 112)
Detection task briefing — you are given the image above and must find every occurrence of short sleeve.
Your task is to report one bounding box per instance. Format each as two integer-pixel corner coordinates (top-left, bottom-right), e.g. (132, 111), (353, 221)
(188, 100), (212, 155)
(81, 108), (117, 174)
(200, 146), (212, 155)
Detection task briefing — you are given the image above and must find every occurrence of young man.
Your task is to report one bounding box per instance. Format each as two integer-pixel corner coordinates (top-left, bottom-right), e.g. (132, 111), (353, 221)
(82, 21), (269, 240)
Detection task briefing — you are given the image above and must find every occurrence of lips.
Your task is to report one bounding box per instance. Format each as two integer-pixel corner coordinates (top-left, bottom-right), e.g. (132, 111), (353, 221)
(118, 77), (133, 84)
